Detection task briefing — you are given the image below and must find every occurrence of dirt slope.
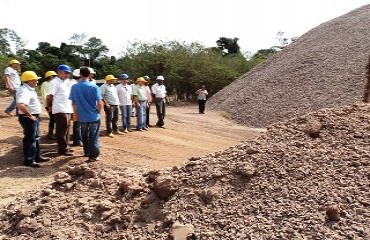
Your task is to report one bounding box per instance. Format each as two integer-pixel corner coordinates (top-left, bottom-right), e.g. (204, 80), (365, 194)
(208, 4), (370, 127)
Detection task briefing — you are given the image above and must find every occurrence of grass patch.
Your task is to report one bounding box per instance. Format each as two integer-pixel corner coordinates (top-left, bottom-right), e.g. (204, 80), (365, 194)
(220, 111), (231, 119)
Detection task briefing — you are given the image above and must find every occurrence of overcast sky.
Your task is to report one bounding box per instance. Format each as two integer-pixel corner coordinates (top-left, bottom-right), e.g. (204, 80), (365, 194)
(1, 0), (369, 56)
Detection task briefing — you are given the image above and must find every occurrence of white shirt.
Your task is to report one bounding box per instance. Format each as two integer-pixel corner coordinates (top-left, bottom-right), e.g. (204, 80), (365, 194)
(16, 84), (41, 115)
(151, 83), (167, 98)
(47, 77), (73, 114)
(116, 84), (133, 106)
(100, 83), (120, 105)
(196, 89), (208, 100)
(4, 67), (21, 90)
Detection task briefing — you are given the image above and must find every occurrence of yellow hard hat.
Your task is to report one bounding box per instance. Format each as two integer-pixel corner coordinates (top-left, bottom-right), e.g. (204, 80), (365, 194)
(136, 77), (147, 83)
(21, 71), (41, 82)
(45, 71), (57, 78)
(9, 59), (21, 65)
(105, 75), (117, 81)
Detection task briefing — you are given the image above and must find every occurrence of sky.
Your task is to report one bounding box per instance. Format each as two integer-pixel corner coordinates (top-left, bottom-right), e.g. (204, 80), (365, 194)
(1, 0), (369, 57)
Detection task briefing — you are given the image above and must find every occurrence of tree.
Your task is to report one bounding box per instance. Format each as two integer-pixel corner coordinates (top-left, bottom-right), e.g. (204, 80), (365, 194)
(216, 37), (240, 55)
(0, 28), (25, 55)
(83, 37), (109, 67)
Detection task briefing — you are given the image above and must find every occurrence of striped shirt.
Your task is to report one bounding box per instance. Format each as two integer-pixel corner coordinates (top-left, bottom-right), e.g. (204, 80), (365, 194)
(100, 83), (120, 105)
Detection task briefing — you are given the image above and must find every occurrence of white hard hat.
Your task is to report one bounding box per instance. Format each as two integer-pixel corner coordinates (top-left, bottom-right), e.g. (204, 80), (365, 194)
(156, 75), (164, 81)
(72, 69), (80, 78)
(88, 67), (96, 74)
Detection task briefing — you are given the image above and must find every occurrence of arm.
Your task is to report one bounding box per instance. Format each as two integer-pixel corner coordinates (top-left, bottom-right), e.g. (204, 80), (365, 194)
(46, 95), (53, 112)
(16, 103), (37, 121)
(96, 100), (103, 113)
(3, 74), (14, 93)
(72, 102), (79, 121)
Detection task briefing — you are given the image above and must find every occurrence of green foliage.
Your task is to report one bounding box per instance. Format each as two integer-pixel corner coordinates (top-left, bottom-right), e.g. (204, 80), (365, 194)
(0, 29), (279, 97)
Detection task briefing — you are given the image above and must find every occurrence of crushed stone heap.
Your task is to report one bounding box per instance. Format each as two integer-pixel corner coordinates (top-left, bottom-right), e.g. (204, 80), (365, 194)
(208, 4), (370, 128)
(1, 103), (370, 239)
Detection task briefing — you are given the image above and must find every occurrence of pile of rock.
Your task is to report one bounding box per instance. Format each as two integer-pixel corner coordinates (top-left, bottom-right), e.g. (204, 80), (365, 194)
(1, 103), (370, 239)
(208, 4), (370, 128)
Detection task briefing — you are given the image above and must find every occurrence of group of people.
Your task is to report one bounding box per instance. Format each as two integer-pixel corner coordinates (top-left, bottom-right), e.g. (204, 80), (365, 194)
(3, 59), (170, 168)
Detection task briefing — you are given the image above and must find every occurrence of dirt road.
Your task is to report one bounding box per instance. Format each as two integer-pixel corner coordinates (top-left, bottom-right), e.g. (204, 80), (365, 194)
(0, 97), (263, 205)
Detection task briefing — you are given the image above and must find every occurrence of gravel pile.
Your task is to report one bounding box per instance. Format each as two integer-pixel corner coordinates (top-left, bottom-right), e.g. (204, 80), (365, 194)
(207, 4), (370, 128)
(1, 103), (370, 239)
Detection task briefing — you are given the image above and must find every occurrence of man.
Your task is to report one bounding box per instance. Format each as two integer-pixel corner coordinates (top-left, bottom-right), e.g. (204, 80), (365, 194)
(70, 69), (82, 146)
(151, 75), (169, 128)
(4, 59), (21, 116)
(116, 74), (133, 133)
(41, 71), (57, 139)
(143, 75), (152, 128)
(46, 64), (74, 156)
(17, 71), (50, 168)
(133, 77), (148, 131)
(100, 75), (123, 137)
(88, 67), (97, 84)
(195, 85), (208, 114)
(69, 67), (103, 162)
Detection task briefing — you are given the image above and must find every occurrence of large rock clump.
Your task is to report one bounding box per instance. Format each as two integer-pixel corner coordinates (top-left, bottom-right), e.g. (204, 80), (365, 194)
(1, 103), (370, 239)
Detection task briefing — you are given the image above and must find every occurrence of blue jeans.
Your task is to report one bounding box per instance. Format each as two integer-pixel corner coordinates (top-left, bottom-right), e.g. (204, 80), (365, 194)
(136, 101), (147, 129)
(5, 92), (17, 114)
(120, 105), (132, 129)
(81, 120), (100, 160)
(73, 120), (82, 144)
(18, 115), (41, 165)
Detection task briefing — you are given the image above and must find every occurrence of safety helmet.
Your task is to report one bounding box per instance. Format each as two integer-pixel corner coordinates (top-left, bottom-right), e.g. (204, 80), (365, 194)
(105, 75), (117, 81)
(9, 59), (21, 65)
(21, 71), (41, 82)
(120, 74), (129, 80)
(156, 75), (164, 81)
(136, 77), (147, 83)
(45, 71), (57, 78)
(88, 67), (96, 74)
(57, 64), (72, 73)
(143, 75), (150, 80)
(72, 69), (81, 78)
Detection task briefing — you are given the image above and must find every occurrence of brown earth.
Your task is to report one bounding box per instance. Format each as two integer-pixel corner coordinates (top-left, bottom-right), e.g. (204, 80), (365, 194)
(0, 96), (262, 206)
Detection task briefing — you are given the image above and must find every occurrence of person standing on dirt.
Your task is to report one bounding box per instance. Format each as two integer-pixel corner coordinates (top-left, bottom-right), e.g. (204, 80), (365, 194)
(17, 71), (50, 168)
(69, 67), (103, 162)
(46, 64), (74, 156)
(41, 71), (57, 139)
(100, 75), (123, 137)
(132, 77), (148, 131)
(143, 76), (153, 128)
(116, 74), (133, 133)
(196, 85), (208, 114)
(70, 69), (83, 147)
(3, 59), (21, 116)
(151, 75), (169, 128)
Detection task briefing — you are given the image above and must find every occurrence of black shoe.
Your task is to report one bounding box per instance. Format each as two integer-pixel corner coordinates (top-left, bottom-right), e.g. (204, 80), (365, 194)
(25, 162), (41, 168)
(47, 135), (56, 140)
(73, 142), (83, 147)
(36, 156), (51, 163)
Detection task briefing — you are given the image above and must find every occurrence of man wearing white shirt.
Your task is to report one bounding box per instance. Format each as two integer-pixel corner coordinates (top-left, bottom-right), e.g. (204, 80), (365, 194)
(100, 75), (123, 137)
(46, 64), (74, 156)
(116, 74), (133, 133)
(151, 75), (169, 128)
(4, 59), (21, 116)
(17, 71), (50, 167)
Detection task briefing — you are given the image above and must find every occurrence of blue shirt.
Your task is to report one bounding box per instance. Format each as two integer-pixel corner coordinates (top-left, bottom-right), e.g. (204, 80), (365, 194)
(69, 80), (102, 122)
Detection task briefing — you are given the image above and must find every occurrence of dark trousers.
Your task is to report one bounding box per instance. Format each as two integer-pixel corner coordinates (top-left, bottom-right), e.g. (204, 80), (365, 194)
(155, 98), (165, 127)
(198, 100), (206, 113)
(104, 105), (119, 133)
(146, 104), (150, 127)
(73, 120), (82, 144)
(18, 115), (41, 165)
(81, 120), (101, 160)
(45, 107), (55, 130)
(54, 113), (71, 154)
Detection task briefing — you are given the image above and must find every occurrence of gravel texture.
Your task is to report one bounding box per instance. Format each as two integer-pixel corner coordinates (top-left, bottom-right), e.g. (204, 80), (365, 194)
(207, 4), (370, 128)
(1, 102), (370, 239)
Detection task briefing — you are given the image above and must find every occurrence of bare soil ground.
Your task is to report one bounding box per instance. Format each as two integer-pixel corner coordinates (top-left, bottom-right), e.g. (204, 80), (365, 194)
(0, 96), (262, 206)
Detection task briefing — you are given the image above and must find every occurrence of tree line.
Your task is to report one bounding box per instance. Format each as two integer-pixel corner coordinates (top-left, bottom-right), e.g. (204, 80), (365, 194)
(0, 28), (280, 100)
